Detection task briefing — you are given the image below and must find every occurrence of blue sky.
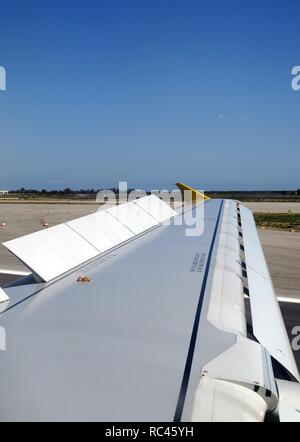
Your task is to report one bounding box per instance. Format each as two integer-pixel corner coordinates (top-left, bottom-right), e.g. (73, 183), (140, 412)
(0, 0), (300, 190)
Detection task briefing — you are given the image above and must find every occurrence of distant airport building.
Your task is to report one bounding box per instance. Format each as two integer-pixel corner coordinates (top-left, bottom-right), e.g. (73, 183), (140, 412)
(0, 190), (8, 195)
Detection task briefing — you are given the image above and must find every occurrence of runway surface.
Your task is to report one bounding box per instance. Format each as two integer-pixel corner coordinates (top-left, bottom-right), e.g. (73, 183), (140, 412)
(245, 202), (300, 213)
(279, 302), (300, 372)
(258, 229), (300, 299)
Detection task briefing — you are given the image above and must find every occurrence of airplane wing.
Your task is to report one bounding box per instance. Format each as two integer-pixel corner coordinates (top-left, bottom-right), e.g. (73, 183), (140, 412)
(0, 191), (299, 422)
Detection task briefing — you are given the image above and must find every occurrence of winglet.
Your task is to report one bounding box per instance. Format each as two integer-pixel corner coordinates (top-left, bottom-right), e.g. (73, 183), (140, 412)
(176, 182), (210, 202)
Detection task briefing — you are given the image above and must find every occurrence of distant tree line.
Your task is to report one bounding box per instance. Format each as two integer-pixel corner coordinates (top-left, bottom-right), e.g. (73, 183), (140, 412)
(7, 188), (300, 194)
(6, 188), (137, 197)
(208, 190), (300, 195)
(9, 188), (98, 195)
(3, 188), (300, 201)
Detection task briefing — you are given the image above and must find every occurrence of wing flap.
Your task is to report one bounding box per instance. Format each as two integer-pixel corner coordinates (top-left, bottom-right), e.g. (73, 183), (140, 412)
(67, 210), (134, 253)
(134, 194), (177, 223)
(3, 224), (99, 282)
(240, 205), (300, 382)
(2, 195), (176, 283)
(107, 201), (158, 234)
(0, 287), (9, 303)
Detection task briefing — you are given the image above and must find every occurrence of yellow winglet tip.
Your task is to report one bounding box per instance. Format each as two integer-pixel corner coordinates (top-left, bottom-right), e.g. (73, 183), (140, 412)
(176, 182), (210, 201)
